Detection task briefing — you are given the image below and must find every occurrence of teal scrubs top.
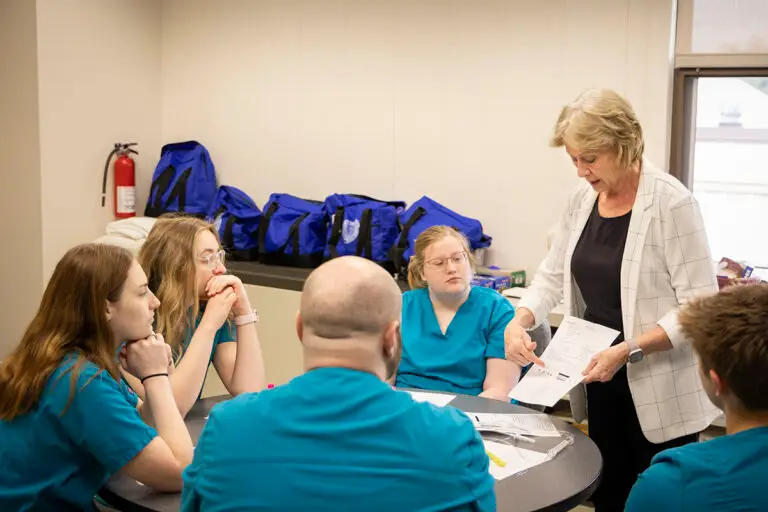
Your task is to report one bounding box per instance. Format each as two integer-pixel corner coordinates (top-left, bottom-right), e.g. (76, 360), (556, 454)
(182, 367), (495, 512)
(626, 426), (768, 512)
(396, 286), (515, 395)
(0, 355), (157, 511)
(180, 313), (236, 364)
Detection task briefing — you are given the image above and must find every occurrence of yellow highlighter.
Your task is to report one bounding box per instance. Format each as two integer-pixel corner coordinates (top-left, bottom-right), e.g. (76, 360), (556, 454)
(486, 450), (506, 468)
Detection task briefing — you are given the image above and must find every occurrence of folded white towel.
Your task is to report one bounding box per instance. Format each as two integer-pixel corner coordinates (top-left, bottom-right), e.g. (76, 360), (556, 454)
(105, 217), (157, 241)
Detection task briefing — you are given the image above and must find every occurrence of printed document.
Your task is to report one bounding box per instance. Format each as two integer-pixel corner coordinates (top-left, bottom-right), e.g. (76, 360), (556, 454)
(509, 316), (619, 407)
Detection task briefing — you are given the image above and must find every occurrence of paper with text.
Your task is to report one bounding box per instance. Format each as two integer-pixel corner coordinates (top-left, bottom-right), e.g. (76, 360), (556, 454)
(406, 390), (455, 407)
(483, 439), (548, 480)
(509, 316), (619, 407)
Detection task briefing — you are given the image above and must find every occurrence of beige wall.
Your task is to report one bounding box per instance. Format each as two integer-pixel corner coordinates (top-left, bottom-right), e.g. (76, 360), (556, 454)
(36, 0), (163, 280)
(161, 0), (677, 275)
(0, 0), (44, 358)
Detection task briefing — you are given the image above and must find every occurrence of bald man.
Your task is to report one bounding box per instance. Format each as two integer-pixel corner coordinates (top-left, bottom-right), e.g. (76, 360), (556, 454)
(181, 257), (495, 512)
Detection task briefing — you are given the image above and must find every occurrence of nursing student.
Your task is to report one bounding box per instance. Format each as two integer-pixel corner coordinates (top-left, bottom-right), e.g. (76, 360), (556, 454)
(626, 284), (768, 511)
(394, 226), (519, 401)
(0, 244), (193, 511)
(125, 216), (265, 417)
(182, 256), (495, 511)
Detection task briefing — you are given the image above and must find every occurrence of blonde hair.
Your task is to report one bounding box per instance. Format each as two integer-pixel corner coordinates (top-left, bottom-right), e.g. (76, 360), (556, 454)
(551, 88), (644, 171)
(407, 226), (475, 289)
(138, 215), (219, 359)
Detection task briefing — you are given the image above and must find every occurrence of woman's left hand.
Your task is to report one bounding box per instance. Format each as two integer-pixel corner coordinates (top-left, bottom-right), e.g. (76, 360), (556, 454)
(206, 274), (251, 315)
(582, 343), (629, 383)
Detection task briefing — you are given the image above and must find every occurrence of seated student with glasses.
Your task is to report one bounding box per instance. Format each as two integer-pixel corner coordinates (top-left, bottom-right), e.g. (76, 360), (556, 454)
(626, 283), (768, 512)
(393, 226), (520, 401)
(126, 215), (265, 417)
(0, 244), (193, 510)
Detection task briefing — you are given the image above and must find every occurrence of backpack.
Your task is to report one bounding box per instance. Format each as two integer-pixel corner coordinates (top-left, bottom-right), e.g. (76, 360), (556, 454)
(389, 196), (492, 276)
(323, 194), (406, 264)
(258, 194), (327, 268)
(145, 141), (217, 218)
(206, 186), (262, 261)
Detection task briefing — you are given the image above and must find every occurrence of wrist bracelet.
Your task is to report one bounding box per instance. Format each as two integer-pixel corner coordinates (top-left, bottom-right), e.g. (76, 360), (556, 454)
(140, 372), (169, 384)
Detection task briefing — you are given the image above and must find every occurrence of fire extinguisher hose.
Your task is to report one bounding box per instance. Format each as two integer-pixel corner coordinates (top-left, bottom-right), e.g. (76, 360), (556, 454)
(102, 144), (121, 208)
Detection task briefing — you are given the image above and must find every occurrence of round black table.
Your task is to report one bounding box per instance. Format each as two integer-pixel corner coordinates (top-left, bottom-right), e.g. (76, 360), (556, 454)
(99, 392), (601, 512)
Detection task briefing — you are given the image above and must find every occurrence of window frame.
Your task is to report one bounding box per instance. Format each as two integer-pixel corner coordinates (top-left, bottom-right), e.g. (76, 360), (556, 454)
(668, 67), (768, 188)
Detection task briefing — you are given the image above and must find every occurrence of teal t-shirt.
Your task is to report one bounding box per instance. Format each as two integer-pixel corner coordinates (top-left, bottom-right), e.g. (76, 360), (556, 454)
(0, 355), (157, 511)
(396, 286), (515, 395)
(181, 367), (495, 511)
(626, 426), (768, 512)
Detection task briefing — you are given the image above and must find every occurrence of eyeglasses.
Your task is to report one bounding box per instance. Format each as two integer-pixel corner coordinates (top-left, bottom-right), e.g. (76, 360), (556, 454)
(198, 249), (226, 270)
(424, 251), (468, 271)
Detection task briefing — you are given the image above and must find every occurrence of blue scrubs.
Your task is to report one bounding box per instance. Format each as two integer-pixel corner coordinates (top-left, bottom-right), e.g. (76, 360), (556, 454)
(182, 367), (495, 512)
(396, 286), (515, 395)
(626, 426), (768, 512)
(0, 355), (157, 511)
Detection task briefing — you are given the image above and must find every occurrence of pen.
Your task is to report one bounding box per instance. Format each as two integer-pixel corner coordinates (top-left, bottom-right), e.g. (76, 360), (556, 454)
(486, 450), (506, 467)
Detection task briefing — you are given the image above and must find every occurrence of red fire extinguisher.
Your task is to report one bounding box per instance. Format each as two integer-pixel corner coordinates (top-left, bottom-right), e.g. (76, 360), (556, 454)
(102, 142), (138, 219)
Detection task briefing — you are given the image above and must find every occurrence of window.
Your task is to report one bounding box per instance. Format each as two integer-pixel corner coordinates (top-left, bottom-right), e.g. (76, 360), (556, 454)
(671, 71), (768, 267)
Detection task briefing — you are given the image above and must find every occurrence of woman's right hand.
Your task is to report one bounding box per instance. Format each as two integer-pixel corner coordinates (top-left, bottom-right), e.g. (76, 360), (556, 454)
(199, 286), (238, 332)
(504, 321), (545, 368)
(120, 333), (172, 380)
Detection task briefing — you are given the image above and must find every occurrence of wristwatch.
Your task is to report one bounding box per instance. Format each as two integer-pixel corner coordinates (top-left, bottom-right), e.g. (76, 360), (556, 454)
(626, 339), (644, 364)
(234, 310), (259, 326)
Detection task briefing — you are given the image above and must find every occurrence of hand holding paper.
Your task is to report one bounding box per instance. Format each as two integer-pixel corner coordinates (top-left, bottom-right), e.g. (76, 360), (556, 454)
(508, 316), (619, 407)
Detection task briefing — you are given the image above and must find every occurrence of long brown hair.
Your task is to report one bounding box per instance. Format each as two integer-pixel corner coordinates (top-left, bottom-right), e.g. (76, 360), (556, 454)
(138, 215), (219, 359)
(0, 244), (133, 420)
(407, 226), (476, 289)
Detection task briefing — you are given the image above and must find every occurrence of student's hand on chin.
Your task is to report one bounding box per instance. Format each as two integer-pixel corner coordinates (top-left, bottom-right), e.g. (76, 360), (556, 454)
(205, 275), (250, 314)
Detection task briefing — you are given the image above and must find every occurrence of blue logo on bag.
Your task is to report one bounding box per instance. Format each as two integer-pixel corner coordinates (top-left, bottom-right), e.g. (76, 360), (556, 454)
(323, 194), (406, 264)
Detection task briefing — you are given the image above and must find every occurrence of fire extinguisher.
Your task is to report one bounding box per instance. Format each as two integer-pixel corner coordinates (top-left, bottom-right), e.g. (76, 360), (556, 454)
(102, 142), (138, 219)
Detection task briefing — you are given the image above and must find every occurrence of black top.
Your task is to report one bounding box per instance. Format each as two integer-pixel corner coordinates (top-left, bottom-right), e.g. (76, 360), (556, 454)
(571, 200), (631, 338)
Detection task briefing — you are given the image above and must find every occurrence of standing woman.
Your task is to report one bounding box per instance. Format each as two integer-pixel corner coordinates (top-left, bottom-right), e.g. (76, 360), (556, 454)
(504, 89), (720, 510)
(129, 216), (265, 417)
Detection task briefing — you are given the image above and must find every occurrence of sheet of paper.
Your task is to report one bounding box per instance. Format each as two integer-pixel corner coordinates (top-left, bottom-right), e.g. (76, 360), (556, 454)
(472, 413), (560, 437)
(406, 390), (455, 407)
(483, 439), (548, 480)
(509, 316), (619, 407)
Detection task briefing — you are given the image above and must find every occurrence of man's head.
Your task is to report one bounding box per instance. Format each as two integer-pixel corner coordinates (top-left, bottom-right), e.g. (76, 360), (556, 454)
(297, 256), (402, 380)
(679, 284), (768, 414)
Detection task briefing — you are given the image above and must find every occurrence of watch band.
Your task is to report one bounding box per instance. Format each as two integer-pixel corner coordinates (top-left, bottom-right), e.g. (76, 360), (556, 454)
(234, 310), (259, 326)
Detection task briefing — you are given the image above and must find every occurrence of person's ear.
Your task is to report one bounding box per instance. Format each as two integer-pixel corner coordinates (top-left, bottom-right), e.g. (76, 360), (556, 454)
(382, 320), (400, 356)
(295, 311), (304, 344)
(710, 369), (726, 397)
(105, 300), (116, 322)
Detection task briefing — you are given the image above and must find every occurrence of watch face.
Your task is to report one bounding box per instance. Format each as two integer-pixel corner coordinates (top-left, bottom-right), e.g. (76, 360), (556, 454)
(629, 350), (643, 364)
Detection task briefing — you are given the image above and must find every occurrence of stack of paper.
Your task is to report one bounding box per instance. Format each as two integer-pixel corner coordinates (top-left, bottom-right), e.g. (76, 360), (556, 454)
(471, 412), (560, 438)
(483, 439), (548, 480)
(509, 316), (619, 407)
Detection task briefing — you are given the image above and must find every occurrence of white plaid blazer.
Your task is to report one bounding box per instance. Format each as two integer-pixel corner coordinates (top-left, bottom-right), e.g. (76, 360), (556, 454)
(518, 160), (721, 443)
